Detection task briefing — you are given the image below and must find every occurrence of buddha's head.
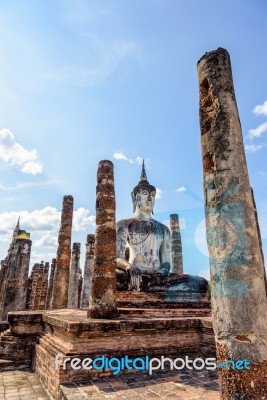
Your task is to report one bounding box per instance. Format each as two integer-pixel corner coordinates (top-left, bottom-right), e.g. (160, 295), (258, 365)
(131, 161), (156, 215)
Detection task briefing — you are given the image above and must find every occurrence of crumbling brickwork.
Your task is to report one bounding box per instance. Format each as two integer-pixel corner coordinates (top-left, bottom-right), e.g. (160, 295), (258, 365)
(27, 262), (49, 311)
(81, 234), (95, 308)
(45, 258), (56, 310)
(51, 195), (73, 309)
(88, 160), (118, 318)
(67, 242), (81, 309)
(0, 225), (32, 320)
(170, 214), (183, 274)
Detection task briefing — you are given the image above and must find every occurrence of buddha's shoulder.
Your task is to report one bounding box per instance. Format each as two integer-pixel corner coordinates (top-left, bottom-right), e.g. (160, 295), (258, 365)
(116, 218), (169, 233)
(116, 218), (136, 229)
(152, 219), (170, 233)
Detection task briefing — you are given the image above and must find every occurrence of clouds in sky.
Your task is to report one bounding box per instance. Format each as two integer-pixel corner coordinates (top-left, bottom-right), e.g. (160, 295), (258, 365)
(113, 152), (145, 165)
(245, 143), (266, 153)
(0, 129), (43, 174)
(43, 1), (139, 88)
(0, 207), (95, 266)
(246, 101), (267, 152)
(248, 122), (267, 139)
(253, 100), (267, 116)
(155, 187), (163, 199)
(176, 186), (187, 193)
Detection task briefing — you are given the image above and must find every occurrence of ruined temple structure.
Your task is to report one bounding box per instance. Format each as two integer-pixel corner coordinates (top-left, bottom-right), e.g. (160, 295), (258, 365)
(26, 261), (49, 311)
(0, 159), (213, 399)
(0, 219), (32, 321)
(1, 48), (266, 400)
(198, 47), (267, 399)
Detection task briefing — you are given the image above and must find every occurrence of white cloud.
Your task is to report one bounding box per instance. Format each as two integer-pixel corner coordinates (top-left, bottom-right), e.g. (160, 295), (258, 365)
(155, 187), (163, 199)
(135, 156), (143, 165)
(0, 207), (95, 234)
(34, 234), (58, 248)
(113, 152), (134, 163)
(248, 122), (267, 139)
(176, 186), (187, 193)
(253, 100), (267, 116)
(0, 128), (43, 174)
(73, 208), (96, 231)
(245, 143), (265, 153)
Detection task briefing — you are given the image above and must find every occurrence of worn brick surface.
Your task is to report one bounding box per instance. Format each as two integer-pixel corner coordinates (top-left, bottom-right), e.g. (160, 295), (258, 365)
(0, 369), (50, 399)
(60, 370), (220, 400)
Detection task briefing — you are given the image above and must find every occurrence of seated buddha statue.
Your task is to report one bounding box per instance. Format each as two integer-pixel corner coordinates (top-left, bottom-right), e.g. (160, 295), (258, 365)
(116, 161), (208, 295)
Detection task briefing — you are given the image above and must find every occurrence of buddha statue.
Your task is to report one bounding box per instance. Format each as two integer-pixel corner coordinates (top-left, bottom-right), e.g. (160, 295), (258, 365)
(116, 161), (208, 295)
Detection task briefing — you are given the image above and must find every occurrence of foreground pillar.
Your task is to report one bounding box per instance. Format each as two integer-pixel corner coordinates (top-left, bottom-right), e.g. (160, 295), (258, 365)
(88, 160), (118, 318)
(170, 214), (183, 274)
(81, 234), (95, 308)
(51, 195), (73, 309)
(198, 48), (267, 399)
(67, 243), (81, 309)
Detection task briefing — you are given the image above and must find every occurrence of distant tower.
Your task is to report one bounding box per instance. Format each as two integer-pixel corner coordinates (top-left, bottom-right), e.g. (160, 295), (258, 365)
(0, 219), (32, 320)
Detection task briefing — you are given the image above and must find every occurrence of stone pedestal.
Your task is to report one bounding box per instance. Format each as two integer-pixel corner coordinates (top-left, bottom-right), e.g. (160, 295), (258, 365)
(0, 308), (214, 399)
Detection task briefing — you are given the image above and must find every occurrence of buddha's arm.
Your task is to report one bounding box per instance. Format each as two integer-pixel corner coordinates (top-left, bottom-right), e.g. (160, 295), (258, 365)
(159, 228), (171, 275)
(116, 220), (131, 271)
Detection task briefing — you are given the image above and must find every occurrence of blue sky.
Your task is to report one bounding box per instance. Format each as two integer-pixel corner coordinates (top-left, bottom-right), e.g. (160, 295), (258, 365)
(1, 0), (267, 279)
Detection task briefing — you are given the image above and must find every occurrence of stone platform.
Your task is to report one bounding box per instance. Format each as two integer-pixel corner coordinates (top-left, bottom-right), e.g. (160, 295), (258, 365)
(0, 307), (215, 399)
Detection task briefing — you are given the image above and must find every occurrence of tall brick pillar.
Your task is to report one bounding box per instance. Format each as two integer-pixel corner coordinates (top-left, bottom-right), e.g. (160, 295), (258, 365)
(81, 234), (95, 308)
(46, 258), (56, 309)
(88, 160), (118, 318)
(67, 242), (81, 309)
(198, 47), (267, 399)
(51, 195), (73, 309)
(170, 214), (183, 274)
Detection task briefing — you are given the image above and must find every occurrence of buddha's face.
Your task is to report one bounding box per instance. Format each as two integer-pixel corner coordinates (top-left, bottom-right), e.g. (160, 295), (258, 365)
(136, 189), (156, 214)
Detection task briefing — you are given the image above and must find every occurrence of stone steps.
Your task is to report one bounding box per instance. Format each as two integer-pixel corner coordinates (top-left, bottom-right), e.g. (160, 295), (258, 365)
(0, 330), (38, 370)
(118, 307), (211, 318)
(0, 358), (32, 371)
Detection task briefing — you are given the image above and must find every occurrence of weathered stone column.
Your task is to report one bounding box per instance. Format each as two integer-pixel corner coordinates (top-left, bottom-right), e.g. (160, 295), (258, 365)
(46, 258), (56, 309)
(0, 236), (31, 320)
(81, 234), (95, 308)
(27, 261), (49, 310)
(78, 268), (83, 308)
(67, 243), (81, 309)
(170, 214), (183, 274)
(88, 160), (118, 318)
(198, 48), (267, 399)
(51, 195), (73, 309)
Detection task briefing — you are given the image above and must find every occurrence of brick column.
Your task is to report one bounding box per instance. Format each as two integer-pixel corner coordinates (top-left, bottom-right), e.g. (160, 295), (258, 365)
(81, 234), (95, 308)
(51, 195), (73, 309)
(198, 47), (267, 399)
(67, 243), (81, 309)
(88, 160), (118, 318)
(170, 214), (183, 274)
(46, 258), (56, 310)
